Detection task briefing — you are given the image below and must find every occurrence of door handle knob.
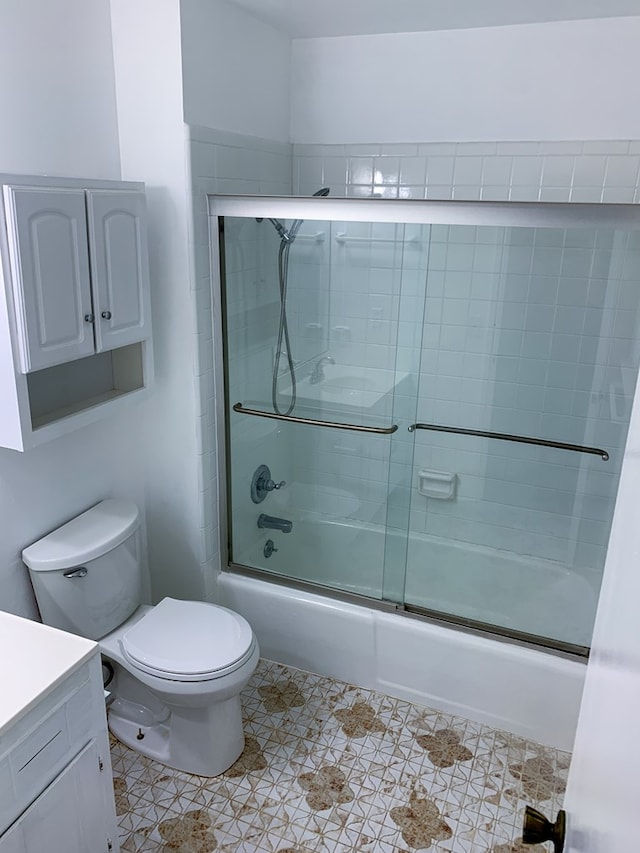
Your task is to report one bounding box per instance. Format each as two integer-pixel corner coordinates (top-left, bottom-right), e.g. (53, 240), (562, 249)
(523, 807), (566, 852)
(101, 310), (112, 320)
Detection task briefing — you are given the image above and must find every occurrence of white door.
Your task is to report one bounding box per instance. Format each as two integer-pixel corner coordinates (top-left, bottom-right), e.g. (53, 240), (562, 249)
(86, 190), (151, 353)
(3, 186), (95, 372)
(0, 739), (115, 853)
(562, 368), (640, 851)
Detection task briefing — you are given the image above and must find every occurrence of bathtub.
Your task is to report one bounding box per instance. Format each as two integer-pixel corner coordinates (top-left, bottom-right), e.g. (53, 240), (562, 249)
(221, 517), (588, 751)
(236, 514), (599, 648)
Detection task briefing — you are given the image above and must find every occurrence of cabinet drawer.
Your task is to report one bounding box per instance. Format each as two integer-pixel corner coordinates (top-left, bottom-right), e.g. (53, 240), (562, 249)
(0, 672), (94, 835)
(10, 703), (71, 798)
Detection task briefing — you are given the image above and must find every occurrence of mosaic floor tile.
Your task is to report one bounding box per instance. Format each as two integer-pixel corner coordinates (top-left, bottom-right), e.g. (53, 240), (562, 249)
(113, 659), (569, 853)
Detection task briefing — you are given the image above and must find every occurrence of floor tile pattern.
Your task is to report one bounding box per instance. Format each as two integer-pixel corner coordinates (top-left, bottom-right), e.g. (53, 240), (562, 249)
(112, 659), (568, 852)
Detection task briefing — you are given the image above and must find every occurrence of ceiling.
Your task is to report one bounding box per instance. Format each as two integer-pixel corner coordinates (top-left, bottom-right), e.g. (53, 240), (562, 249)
(227, 0), (640, 38)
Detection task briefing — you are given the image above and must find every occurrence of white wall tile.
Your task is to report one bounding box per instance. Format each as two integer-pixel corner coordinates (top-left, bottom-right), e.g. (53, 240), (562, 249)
(573, 155), (608, 187)
(605, 156), (640, 187)
(583, 141), (631, 155)
(541, 156), (575, 187)
(426, 156), (455, 185)
(400, 156), (427, 186)
(511, 156), (544, 187)
(453, 156), (483, 186)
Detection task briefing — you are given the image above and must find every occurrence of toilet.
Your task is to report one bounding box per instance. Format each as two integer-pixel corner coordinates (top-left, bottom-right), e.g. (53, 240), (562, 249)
(22, 499), (259, 777)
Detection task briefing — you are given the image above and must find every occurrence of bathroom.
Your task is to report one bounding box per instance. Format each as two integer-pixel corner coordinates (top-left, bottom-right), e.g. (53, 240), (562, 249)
(1, 0), (639, 851)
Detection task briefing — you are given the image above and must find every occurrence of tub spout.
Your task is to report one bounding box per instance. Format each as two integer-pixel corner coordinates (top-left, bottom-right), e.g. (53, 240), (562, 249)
(257, 513), (293, 533)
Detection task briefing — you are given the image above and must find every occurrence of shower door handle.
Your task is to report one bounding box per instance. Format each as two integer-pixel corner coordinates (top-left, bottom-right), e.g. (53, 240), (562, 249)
(233, 403), (398, 435)
(408, 422), (609, 460)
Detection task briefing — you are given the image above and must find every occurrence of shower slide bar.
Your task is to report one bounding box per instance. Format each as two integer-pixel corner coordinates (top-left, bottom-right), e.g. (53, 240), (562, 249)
(233, 403), (398, 434)
(408, 422), (609, 461)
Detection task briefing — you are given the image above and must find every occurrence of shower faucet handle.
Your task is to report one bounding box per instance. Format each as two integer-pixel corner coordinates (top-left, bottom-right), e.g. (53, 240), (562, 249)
(251, 464), (286, 503)
(266, 478), (286, 491)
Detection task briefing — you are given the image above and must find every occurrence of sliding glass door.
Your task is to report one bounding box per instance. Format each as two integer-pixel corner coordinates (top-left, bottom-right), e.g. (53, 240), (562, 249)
(214, 195), (640, 652)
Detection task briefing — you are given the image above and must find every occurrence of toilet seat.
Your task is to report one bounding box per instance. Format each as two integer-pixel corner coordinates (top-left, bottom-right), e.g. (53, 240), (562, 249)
(121, 597), (256, 682)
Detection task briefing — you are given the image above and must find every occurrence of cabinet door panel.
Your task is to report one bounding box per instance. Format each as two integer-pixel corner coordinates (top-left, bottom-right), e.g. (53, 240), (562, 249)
(3, 187), (95, 372)
(0, 740), (112, 853)
(87, 190), (151, 352)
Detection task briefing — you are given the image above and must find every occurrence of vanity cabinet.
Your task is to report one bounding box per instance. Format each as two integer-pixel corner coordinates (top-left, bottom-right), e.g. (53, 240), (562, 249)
(0, 175), (154, 451)
(0, 612), (119, 853)
(1, 740), (112, 853)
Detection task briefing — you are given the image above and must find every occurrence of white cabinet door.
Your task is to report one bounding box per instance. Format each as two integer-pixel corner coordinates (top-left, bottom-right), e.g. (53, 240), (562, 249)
(87, 190), (151, 353)
(0, 739), (114, 853)
(3, 186), (95, 372)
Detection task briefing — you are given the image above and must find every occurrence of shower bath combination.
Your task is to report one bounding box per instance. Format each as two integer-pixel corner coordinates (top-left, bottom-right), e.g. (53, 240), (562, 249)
(216, 193), (640, 751)
(259, 187), (330, 415)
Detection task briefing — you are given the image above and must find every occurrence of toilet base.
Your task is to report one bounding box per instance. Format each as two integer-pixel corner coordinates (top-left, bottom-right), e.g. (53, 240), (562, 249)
(108, 693), (246, 777)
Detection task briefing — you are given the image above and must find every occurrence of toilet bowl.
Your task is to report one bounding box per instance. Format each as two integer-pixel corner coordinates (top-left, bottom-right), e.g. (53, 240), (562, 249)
(22, 500), (259, 777)
(101, 599), (260, 776)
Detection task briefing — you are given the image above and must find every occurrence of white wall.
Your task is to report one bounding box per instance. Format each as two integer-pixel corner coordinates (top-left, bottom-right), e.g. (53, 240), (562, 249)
(0, 0), (151, 619)
(291, 17), (640, 144)
(181, 0), (291, 143)
(110, 0), (205, 602)
(0, 0), (120, 178)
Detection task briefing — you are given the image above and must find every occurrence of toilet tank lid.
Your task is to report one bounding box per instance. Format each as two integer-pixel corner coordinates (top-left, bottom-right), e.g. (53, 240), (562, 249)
(22, 499), (140, 572)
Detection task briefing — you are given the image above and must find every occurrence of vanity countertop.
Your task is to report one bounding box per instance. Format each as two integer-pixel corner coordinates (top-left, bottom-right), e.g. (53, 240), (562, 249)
(0, 610), (97, 737)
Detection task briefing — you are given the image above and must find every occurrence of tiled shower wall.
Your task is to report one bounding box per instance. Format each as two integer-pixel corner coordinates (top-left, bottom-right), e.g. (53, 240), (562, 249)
(404, 224), (639, 585)
(293, 140), (640, 203)
(283, 218), (640, 595)
(289, 141), (640, 593)
(190, 131), (640, 608)
(187, 125), (292, 595)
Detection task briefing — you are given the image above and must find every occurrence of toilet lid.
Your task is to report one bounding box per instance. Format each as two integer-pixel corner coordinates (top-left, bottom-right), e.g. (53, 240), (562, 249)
(122, 597), (254, 677)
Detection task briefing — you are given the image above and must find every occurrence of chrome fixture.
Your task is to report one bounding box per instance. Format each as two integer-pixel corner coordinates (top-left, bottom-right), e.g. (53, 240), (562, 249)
(408, 422), (609, 461)
(263, 187), (330, 247)
(309, 355), (335, 385)
(251, 464), (286, 504)
(263, 539), (278, 559)
(63, 567), (87, 579)
(257, 514), (293, 534)
(258, 188), (330, 416)
(234, 402), (398, 434)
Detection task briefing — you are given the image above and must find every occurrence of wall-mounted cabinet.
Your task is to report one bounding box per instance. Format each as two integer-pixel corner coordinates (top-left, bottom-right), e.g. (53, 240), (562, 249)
(0, 175), (154, 451)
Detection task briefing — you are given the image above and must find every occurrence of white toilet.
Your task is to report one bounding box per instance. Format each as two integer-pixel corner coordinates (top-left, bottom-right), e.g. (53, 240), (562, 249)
(22, 499), (259, 777)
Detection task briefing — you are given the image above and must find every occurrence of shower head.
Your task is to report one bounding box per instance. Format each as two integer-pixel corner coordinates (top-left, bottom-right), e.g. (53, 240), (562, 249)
(287, 187), (330, 242)
(259, 188), (330, 243)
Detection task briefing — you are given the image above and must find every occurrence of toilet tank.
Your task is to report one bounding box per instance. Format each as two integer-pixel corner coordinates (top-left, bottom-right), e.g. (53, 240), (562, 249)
(22, 499), (142, 640)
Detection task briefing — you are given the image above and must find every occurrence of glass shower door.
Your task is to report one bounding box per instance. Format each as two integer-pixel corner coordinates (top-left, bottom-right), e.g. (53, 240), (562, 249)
(221, 214), (412, 601)
(401, 221), (640, 652)
(216, 194), (640, 655)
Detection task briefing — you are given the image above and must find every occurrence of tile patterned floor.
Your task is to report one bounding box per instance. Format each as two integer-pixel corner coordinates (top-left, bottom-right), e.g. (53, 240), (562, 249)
(111, 659), (569, 852)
